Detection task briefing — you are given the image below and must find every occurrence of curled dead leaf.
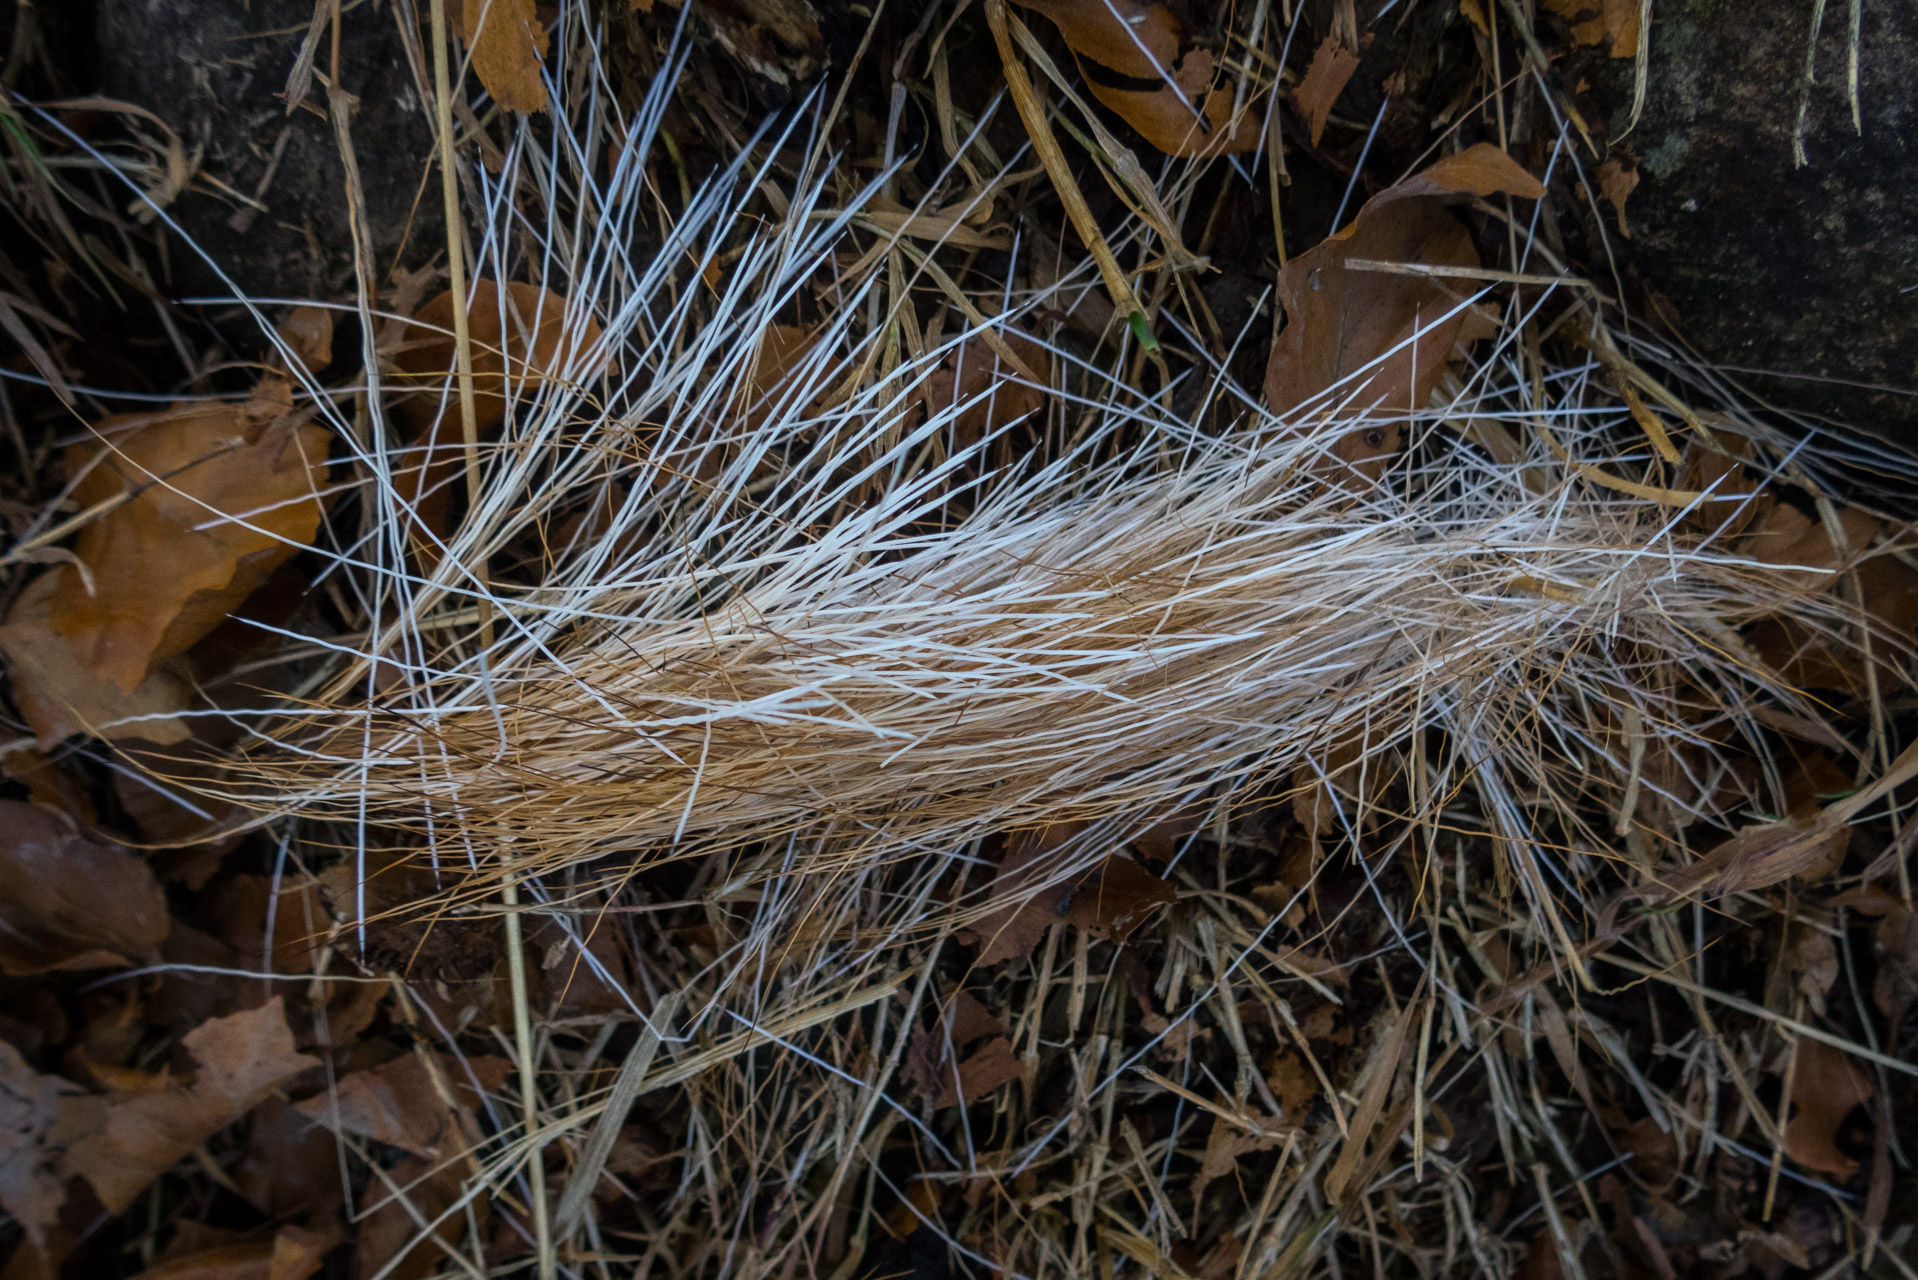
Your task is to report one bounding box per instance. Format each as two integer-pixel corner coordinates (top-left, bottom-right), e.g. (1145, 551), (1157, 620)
(1011, 0), (1261, 155)
(1783, 1039), (1872, 1179)
(1265, 144), (1544, 432)
(0, 570), (192, 748)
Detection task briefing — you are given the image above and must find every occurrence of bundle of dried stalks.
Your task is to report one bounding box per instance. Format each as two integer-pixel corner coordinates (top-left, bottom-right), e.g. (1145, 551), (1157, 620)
(62, 7), (1917, 1278)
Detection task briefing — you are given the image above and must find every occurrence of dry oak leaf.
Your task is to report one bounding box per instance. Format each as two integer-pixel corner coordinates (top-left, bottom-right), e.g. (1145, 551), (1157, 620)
(1265, 143), (1545, 426)
(47, 398), (329, 693)
(1011, 0), (1261, 155)
(1542, 0), (1641, 57)
(459, 0), (550, 114)
(0, 570), (192, 748)
(126, 1226), (333, 1280)
(0, 800), (169, 975)
(1295, 36), (1363, 147)
(62, 997), (319, 1213)
(295, 1051), (510, 1160)
(1783, 1039), (1872, 1179)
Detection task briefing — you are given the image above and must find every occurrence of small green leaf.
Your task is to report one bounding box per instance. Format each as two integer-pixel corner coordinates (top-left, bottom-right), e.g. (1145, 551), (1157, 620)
(1127, 310), (1160, 354)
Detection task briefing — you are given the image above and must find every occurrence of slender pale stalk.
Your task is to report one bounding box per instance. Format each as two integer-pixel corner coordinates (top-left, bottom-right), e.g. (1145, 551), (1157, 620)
(427, 4), (547, 1278)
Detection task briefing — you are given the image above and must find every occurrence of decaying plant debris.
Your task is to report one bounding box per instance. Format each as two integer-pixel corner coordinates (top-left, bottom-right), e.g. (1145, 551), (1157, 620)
(2, 1), (1917, 1279)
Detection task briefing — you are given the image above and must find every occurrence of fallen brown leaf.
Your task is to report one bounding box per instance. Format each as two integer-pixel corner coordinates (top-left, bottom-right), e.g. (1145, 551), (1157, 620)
(1646, 819), (1849, 903)
(0, 571), (192, 748)
(46, 398), (329, 694)
(0, 1041), (74, 1247)
(934, 1036), (1023, 1108)
(1265, 144), (1544, 428)
(971, 824), (1179, 965)
(920, 332), (1051, 457)
(904, 988), (1009, 1103)
(1543, 0), (1640, 57)
(1295, 37), (1362, 147)
(1784, 1039), (1872, 1179)
(126, 1225), (332, 1280)
(0, 800), (169, 975)
(1192, 1115), (1284, 1202)
(295, 1051), (510, 1160)
(1011, 0), (1261, 155)
(357, 1154), (477, 1280)
(62, 997), (319, 1213)
(233, 1096), (344, 1220)
(1264, 1048), (1318, 1118)
(881, 1175), (942, 1239)
(1616, 1116), (1678, 1194)
(390, 281), (599, 547)
(1596, 155), (1638, 235)
(461, 0), (550, 114)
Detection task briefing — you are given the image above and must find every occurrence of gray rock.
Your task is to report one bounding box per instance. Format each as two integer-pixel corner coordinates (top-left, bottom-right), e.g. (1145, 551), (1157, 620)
(1599, 0), (1918, 440)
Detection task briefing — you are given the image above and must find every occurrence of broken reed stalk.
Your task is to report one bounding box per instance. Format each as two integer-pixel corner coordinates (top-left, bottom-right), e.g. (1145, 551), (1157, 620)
(427, 2), (547, 1275)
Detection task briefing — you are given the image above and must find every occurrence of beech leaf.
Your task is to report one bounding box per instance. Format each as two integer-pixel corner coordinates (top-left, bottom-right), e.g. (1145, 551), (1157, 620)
(0, 800), (170, 976)
(47, 400), (330, 693)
